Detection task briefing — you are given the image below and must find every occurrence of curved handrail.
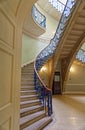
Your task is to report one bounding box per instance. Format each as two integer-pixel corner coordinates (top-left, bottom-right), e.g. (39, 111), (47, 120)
(34, 43), (53, 116)
(76, 49), (85, 63)
(34, 0), (76, 116)
(32, 5), (46, 28)
(34, 0), (75, 68)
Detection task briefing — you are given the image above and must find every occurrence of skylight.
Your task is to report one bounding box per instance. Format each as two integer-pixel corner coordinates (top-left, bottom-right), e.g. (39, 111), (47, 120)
(49, 0), (67, 13)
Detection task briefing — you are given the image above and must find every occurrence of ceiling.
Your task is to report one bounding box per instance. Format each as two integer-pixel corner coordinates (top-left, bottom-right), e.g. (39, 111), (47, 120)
(37, 0), (62, 20)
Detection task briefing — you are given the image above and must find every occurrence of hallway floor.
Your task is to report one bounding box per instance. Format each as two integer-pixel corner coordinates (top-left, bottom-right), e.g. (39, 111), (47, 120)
(43, 95), (85, 130)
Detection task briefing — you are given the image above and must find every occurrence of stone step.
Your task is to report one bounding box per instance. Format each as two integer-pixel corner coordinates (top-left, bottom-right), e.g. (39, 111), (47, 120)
(21, 70), (34, 73)
(20, 62), (52, 130)
(21, 82), (34, 86)
(21, 72), (34, 74)
(21, 81), (34, 84)
(23, 64), (34, 67)
(21, 74), (34, 76)
(21, 75), (34, 77)
(22, 64), (34, 68)
(20, 100), (41, 109)
(22, 68), (34, 71)
(20, 90), (36, 96)
(21, 86), (34, 91)
(20, 110), (46, 130)
(22, 116), (52, 130)
(21, 79), (34, 81)
(20, 95), (39, 102)
(20, 105), (44, 118)
(21, 77), (34, 80)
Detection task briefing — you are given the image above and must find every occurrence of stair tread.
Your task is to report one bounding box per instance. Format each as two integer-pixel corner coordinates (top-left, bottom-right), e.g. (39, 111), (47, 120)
(23, 116), (52, 130)
(21, 85), (34, 87)
(20, 110), (45, 125)
(20, 99), (40, 105)
(21, 77), (34, 79)
(21, 82), (34, 83)
(21, 90), (36, 92)
(21, 73), (34, 74)
(21, 95), (38, 98)
(20, 105), (43, 113)
(21, 84), (34, 86)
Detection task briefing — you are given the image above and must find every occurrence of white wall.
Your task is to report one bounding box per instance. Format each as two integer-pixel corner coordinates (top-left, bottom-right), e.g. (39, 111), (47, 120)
(65, 63), (85, 92)
(35, 3), (59, 39)
(22, 5), (59, 65)
(22, 34), (48, 64)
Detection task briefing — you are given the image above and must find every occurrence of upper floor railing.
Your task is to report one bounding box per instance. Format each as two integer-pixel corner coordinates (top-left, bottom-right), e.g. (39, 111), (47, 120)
(32, 5), (46, 28)
(35, 0), (75, 69)
(76, 49), (85, 63)
(49, 0), (65, 13)
(34, 0), (76, 116)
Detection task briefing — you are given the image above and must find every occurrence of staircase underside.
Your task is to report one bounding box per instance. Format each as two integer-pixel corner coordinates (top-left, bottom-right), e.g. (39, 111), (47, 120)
(54, 0), (85, 89)
(56, 3), (85, 60)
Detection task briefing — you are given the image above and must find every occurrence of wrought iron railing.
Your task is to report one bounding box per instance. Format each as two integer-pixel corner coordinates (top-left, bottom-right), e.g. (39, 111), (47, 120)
(49, 0), (65, 13)
(76, 49), (85, 63)
(34, 0), (76, 116)
(32, 5), (46, 28)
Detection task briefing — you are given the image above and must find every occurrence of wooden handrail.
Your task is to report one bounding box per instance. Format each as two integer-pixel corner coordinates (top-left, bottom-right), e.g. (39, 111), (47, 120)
(34, 42), (52, 92)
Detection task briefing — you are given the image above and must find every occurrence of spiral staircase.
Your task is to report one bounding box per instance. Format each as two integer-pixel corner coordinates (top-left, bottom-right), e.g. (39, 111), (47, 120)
(20, 0), (85, 129)
(34, 0), (85, 93)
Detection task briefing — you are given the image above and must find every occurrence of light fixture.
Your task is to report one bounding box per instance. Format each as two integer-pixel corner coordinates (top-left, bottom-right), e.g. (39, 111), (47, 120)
(70, 66), (74, 72)
(40, 66), (47, 72)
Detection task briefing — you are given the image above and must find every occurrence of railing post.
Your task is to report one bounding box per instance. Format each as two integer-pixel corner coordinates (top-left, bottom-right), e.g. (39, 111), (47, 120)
(48, 91), (53, 116)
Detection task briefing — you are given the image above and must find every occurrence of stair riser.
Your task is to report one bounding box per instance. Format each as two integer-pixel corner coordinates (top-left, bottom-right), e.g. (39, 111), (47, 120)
(21, 71), (34, 74)
(21, 83), (34, 86)
(22, 69), (34, 71)
(37, 119), (52, 130)
(21, 92), (36, 96)
(21, 88), (34, 91)
(21, 76), (34, 79)
(20, 96), (38, 102)
(21, 79), (34, 82)
(21, 78), (34, 80)
(20, 113), (46, 130)
(20, 102), (41, 109)
(21, 72), (34, 74)
(22, 73), (34, 75)
(21, 77), (34, 80)
(20, 106), (44, 118)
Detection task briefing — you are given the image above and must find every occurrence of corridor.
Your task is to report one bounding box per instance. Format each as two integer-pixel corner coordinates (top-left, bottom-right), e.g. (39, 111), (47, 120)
(44, 95), (85, 130)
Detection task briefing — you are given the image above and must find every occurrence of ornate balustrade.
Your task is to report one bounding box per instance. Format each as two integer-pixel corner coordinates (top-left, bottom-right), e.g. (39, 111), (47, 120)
(76, 49), (85, 63)
(32, 5), (46, 28)
(34, 0), (76, 116)
(49, 0), (65, 13)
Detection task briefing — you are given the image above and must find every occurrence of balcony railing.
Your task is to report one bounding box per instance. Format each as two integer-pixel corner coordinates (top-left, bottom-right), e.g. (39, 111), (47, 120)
(76, 49), (85, 63)
(32, 5), (46, 28)
(49, 0), (65, 13)
(34, 0), (76, 116)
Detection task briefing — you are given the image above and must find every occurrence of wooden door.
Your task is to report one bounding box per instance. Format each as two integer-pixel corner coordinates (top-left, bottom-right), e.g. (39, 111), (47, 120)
(0, 4), (21, 130)
(52, 72), (61, 94)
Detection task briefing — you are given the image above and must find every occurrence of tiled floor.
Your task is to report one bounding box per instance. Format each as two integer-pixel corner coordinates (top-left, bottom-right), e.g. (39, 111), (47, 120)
(43, 95), (85, 130)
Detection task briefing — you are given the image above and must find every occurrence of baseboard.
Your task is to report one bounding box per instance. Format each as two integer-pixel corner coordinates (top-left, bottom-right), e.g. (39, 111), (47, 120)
(21, 60), (34, 68)
(62, 91), (85, 95)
